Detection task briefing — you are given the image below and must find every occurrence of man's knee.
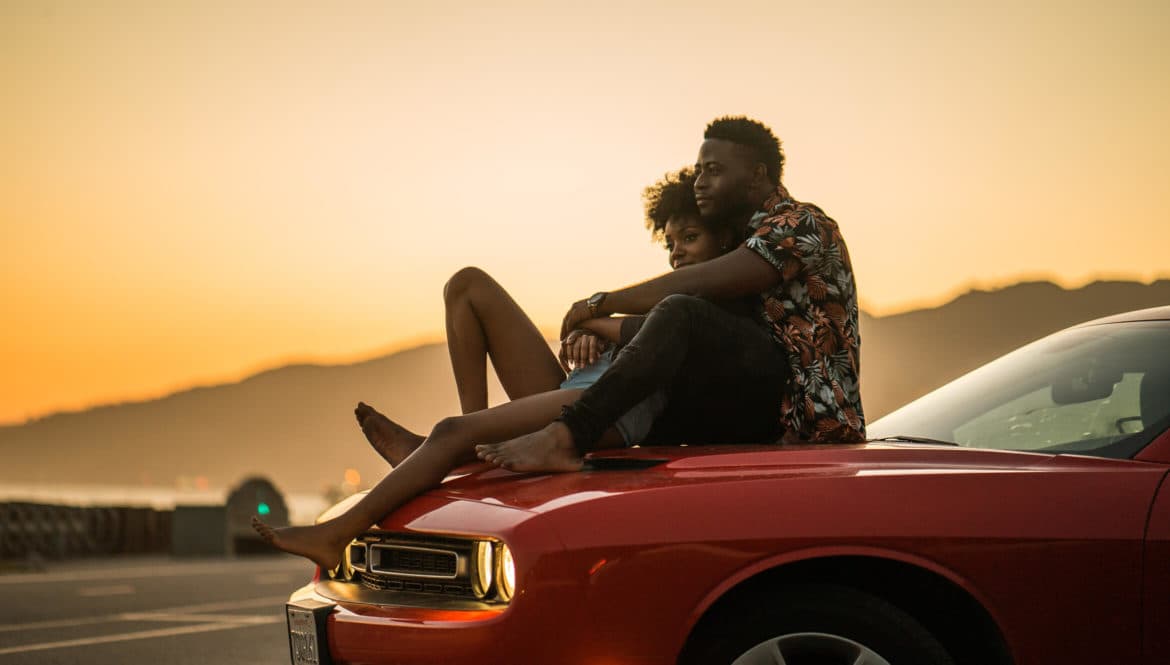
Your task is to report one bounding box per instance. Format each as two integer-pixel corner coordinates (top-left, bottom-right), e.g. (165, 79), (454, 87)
(443, 266), (492, 304)
(649, 294), (707, 324)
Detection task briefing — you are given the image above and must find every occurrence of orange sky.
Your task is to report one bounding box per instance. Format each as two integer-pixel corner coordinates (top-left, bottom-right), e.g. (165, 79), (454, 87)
(3, 0), (1169, 425)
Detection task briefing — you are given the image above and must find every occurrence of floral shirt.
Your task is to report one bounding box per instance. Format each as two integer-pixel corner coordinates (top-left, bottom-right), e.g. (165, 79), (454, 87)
(744, 184), (865, 442)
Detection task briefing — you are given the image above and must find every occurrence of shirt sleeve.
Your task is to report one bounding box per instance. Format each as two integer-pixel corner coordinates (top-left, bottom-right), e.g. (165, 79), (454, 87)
(744, 209), (821, 281)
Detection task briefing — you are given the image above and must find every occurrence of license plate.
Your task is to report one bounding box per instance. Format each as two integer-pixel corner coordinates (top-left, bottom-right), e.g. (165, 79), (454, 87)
(287, 600), (335, 665)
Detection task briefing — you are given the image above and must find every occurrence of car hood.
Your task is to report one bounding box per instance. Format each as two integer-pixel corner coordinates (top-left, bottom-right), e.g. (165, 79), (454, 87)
(413, 442), (1059, 514)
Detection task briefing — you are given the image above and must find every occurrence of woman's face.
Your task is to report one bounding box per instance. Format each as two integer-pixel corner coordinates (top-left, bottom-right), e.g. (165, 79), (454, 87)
(663, 214), (726, 269)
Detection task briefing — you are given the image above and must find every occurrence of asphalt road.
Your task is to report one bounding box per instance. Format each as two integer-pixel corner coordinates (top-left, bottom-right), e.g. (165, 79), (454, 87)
(0, 556), (314, 665)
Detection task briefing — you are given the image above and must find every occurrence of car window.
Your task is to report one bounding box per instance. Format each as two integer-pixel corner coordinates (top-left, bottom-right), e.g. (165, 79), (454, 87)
(952, 372), (1144, 451)
(869, 321), (1170, 459)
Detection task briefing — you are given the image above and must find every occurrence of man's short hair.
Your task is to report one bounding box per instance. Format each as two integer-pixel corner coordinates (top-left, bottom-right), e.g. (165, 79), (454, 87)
(704, 116), (784, 185)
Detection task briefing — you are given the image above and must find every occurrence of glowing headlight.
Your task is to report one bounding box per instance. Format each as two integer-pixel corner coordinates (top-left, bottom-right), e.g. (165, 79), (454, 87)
(340, 542), (358, 581)
(497, 543), (516, 601)
(471, 541), (494, 598)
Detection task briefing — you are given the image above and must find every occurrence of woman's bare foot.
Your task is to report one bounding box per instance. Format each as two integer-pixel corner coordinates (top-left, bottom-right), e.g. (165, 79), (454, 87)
(251, 517), (350, 571)
(355, 402), (425, 466)
(475, 422), (583, 473)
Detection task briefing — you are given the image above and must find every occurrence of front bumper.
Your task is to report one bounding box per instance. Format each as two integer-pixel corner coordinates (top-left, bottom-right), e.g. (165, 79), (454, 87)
(289, 583), (513, 664)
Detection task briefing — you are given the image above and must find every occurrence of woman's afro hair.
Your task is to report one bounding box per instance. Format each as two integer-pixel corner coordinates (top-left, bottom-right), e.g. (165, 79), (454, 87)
(643, 168), (701, 240)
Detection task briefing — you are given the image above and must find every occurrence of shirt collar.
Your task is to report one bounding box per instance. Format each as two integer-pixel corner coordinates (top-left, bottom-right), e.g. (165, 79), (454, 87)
(759, 183), (793, 213)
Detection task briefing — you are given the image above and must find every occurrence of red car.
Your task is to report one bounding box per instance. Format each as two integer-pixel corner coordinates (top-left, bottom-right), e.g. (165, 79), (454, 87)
(286, 306), (1170, 665)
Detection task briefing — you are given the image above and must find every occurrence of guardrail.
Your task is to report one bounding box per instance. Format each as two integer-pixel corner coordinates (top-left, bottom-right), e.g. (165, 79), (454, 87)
(0, 502), (172, 560)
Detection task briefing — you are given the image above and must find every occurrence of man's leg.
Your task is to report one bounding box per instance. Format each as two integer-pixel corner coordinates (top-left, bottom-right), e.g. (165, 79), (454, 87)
(355, 267), (568, 465)
(477, 295), (787, 470)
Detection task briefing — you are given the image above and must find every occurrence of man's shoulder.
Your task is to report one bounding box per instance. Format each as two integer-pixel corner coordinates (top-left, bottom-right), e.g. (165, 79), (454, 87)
(751, 197), (838, 235)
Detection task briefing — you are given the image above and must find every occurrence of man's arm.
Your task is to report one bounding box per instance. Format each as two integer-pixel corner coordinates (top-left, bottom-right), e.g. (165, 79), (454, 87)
(561, 247), (780, 336)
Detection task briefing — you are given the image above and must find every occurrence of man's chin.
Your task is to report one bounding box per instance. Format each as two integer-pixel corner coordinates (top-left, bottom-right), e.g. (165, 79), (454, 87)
(702, 201), (756, 226)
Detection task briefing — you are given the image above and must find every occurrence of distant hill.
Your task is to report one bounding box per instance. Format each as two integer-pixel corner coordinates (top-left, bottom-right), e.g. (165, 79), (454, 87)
(860, 279), (1170, 417)
(2, 279), (1167, 494)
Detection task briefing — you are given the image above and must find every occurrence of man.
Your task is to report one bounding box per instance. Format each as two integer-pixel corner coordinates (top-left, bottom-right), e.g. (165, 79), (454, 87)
(477, 116), (865, 472)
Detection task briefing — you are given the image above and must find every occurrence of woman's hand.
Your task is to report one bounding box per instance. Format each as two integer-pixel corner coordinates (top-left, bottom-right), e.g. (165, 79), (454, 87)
(559, 329), (604, 372)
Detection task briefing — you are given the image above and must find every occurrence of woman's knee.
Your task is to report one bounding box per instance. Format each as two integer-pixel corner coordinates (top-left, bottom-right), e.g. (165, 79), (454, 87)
(428, 415), (465, 441)
(443, 266), (493, 304)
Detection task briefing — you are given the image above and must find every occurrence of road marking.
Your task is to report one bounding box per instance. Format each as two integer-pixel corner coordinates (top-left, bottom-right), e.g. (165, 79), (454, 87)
(0, 558), (309, 585)
(0, 619), (282, 656)
(0, 595), (290, 633)
(119, 612), (276, 625)
(146, 595), (291, 615)
(77, 584), (135, 597)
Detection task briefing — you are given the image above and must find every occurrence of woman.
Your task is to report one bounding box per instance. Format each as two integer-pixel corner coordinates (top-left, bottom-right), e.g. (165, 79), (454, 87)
(254, 168), (739, 570)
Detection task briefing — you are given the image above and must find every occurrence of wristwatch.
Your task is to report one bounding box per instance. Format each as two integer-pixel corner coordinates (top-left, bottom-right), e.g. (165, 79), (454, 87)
(586, 292), (608, 318)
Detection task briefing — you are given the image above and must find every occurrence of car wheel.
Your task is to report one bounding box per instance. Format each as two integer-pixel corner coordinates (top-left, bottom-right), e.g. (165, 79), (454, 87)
(687, 584), (956, 665)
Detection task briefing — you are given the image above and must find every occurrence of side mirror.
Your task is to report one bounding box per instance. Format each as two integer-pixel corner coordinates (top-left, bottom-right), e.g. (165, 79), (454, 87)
(1051, 364), (1123, 405)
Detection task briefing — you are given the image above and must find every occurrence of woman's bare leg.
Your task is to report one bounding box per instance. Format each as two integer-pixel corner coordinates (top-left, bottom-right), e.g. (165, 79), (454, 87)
(254, 388), (623, 569)
(354, 402), (425, 466)
(444, 267), (565, 413)
(354, 267), (566, 464)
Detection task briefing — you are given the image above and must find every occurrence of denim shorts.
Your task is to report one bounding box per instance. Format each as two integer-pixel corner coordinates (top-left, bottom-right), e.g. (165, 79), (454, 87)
(560, 348), (666, 445)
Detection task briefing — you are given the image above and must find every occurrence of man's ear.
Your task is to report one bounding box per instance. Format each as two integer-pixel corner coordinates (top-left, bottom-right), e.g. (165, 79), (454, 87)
(752, 163), (771, 191)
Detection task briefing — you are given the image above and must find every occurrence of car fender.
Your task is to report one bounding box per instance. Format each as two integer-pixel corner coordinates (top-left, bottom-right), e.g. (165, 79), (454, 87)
(681, 543), (1009, 646)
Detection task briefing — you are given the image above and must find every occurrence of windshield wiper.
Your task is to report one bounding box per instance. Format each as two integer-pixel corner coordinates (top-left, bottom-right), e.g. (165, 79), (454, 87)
(869, 435), (961, 447)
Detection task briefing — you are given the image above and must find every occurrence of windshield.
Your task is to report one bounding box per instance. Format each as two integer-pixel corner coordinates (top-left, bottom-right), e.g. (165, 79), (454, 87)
(868, 320), (1170, 459)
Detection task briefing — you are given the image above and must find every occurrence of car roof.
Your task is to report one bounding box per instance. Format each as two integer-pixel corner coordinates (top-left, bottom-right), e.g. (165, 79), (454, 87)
(1076, 305), (1170, 327)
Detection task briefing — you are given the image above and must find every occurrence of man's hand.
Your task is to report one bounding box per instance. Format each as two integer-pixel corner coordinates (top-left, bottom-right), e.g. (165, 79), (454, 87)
(559, 329), (605, 372)
(560, 299), (593, 340)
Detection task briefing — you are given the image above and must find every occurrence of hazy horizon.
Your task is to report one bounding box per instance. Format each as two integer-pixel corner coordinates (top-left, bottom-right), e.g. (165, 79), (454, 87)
(4, 0), (1169, 425)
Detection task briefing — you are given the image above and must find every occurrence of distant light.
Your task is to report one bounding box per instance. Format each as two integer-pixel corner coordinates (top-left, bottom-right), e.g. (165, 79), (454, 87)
(344, 468), (361, 486)
(258, 502), (271, 515)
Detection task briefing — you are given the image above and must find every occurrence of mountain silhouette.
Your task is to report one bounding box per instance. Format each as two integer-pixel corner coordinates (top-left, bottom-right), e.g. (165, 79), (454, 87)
(2, 279), (1167, 494)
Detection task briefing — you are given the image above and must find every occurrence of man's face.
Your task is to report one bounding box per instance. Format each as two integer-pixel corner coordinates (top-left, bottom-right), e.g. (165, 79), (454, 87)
(694, 138), (759, 220)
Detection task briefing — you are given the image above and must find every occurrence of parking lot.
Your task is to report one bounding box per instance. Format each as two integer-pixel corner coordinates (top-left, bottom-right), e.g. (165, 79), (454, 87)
(0, 556), (312, 665)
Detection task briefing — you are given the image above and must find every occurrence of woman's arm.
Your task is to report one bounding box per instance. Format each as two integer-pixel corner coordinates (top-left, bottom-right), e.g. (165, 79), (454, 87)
(576, 317), (624, 343)
(560, 318), (622, 370)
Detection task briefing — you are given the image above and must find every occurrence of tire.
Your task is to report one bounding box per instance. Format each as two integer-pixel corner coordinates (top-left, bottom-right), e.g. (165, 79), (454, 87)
(683, 583), (956, 665)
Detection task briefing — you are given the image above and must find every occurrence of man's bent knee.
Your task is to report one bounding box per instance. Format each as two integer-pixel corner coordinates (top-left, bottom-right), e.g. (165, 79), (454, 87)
(443, 266), (492, 304)
(648, 293), (706, 324)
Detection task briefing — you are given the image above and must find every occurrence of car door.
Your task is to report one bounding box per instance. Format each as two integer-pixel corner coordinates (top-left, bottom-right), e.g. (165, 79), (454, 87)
(1143, 467), (1170, 662)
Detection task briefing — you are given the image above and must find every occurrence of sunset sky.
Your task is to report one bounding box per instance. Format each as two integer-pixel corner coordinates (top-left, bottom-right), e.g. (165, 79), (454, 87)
(3, 0), (1169, 425)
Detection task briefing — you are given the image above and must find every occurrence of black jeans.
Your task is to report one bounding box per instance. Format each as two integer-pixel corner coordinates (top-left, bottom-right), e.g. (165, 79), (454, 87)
(558, 294), (789, 451)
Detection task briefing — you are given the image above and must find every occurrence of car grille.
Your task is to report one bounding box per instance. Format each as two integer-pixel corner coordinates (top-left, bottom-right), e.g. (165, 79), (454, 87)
(372, 544), (457, 578)
(359, 575), (475, 598)
(326, 533), (481, 601)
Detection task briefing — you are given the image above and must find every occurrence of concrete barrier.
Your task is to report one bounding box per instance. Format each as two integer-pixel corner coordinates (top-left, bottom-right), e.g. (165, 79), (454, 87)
(0, 477), (286, 560)
(0, 502), (172, 560)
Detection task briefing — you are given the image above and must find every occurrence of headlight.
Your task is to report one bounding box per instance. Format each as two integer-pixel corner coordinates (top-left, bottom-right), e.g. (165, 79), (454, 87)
(497, 543), (516, 601)
(471, 540), (494, 598)
(339, 542), (359, 581)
